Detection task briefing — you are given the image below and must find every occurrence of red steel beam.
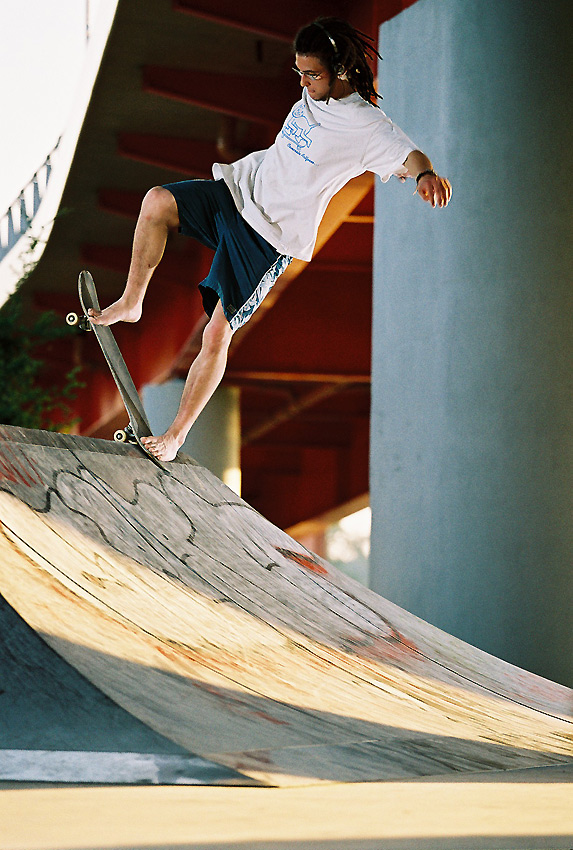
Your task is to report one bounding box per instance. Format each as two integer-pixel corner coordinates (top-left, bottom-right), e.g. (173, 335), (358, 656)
(80, 244), (200, 284)
(242, 384), (350, 446)
(117, 133), (216, 178)
(171, 1), (418, 49)
(243, 441), (366, 530)
(143, 66), (295, 128)
(229, 268), (372, 380)
(98, 188), (145, 220)
(173, 0), (351, 42)
(373, 0), (419, 27)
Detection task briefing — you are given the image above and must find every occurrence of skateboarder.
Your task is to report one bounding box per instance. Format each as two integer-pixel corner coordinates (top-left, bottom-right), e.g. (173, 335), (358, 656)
(89, 17), (452, 462)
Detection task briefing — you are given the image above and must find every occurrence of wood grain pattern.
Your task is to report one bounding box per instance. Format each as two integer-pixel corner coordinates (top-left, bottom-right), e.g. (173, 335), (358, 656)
(0, 424), (571, 786)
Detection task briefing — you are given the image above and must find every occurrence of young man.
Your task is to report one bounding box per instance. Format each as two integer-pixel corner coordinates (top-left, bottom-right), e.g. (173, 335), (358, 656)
(90, 17), (452, 461)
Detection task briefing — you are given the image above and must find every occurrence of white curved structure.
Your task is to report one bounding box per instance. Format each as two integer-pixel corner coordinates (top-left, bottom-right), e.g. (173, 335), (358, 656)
(0, 0), (119, 306)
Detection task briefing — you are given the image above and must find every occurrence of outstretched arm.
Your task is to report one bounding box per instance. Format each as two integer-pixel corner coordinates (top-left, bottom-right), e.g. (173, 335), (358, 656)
(403, 150), (452, 208)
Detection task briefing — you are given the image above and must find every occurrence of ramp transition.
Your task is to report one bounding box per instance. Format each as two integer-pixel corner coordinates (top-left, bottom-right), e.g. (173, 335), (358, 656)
(0, 424), (571, 786)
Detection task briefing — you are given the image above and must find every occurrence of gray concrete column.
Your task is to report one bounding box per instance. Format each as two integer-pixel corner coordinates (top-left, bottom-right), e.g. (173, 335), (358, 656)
(143, 381), (241, 494)
(370, 0), (572, 686)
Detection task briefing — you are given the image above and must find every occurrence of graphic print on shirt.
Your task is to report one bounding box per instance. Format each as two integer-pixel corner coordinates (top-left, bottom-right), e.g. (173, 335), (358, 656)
(281, 105), (320, 164)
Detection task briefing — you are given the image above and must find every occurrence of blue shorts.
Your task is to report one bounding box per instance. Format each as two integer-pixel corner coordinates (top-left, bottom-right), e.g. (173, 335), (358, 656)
(162, 178), (291, 331)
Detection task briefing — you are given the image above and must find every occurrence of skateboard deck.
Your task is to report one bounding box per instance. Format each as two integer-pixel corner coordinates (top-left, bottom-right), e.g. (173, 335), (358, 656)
(67, 271), (158, 462)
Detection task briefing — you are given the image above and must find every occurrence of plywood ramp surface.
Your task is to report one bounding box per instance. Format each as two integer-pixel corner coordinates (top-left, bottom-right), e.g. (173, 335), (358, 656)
(0, 425), (571, 787)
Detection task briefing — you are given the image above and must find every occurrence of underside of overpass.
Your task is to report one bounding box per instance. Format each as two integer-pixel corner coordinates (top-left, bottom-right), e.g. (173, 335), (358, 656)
(21, 0), (416, 532)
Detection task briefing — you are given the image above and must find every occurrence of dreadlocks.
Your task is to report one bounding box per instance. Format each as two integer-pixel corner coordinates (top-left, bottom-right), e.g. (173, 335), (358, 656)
(294, 17), (382, 106)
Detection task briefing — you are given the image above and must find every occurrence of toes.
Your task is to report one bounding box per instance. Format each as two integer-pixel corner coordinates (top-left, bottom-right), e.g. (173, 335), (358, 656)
(141, 437), (165, 459)
(140, 434), (178, 461)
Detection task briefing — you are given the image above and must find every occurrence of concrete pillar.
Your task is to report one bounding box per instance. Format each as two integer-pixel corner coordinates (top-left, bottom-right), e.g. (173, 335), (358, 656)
(142, 381), (241, 495)
(370, 0), (572, 686)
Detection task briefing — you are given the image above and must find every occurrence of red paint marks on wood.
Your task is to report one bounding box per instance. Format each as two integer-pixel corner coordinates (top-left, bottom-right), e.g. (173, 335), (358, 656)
(343, 618), (423, 669)
(350, 633), (422, 667)
(193, 680), (289, 726)
(234, 750), (273, 769)
(0, 436), (44, 488)
(276, 547), (328, 576)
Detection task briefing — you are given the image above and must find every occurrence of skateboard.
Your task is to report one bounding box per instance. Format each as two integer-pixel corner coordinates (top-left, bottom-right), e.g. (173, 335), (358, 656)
(66, 270), (157, 461)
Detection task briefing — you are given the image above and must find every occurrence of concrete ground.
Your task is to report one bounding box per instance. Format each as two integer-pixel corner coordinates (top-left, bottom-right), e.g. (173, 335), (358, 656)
(1, 764), (572, 850)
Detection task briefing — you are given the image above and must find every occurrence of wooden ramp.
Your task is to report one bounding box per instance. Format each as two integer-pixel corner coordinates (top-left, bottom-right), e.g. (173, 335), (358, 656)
(0, 424), (571, 787)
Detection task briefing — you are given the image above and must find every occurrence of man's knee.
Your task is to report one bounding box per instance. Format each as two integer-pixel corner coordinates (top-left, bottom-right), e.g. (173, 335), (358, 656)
(141, 186), (179, 228)
(202, 304), (232, 355)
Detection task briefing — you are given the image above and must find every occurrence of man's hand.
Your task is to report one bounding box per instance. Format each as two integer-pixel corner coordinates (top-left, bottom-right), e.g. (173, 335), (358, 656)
(416, 172), (452, 208)
(402, 150), (452, 208)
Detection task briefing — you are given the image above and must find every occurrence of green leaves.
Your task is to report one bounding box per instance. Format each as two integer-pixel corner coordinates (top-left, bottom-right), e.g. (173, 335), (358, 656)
(0, 293), (83, 431)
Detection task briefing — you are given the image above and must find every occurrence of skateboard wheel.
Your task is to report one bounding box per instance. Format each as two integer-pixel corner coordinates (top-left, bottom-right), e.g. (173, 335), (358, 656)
(114, 426), (138, 445)
(66, 312), (91, 332)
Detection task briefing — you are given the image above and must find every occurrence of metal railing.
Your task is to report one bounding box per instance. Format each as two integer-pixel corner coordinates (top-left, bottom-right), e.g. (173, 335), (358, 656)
(0, 138), (61, 263)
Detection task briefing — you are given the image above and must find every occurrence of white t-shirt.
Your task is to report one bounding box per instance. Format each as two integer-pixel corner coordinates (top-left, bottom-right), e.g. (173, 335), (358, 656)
(213, 88), (417, 262)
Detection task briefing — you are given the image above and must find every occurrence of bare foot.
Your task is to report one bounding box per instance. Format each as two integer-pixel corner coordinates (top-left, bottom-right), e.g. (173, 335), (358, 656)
(88, 296), (142, 326)
(140, 432), (182, 462)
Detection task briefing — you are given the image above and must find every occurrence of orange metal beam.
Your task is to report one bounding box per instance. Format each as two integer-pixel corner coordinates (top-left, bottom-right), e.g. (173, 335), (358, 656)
(229, 173), (374, 352)
(226, 371), (370, 384)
